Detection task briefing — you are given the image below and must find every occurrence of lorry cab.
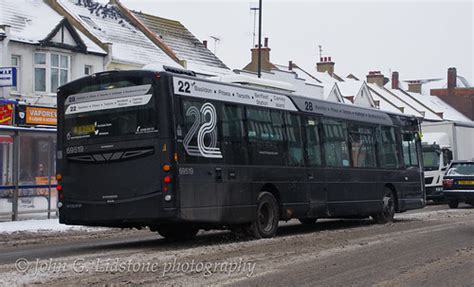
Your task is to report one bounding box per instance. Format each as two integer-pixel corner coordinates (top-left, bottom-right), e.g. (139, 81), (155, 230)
(422, 133), (453, 201)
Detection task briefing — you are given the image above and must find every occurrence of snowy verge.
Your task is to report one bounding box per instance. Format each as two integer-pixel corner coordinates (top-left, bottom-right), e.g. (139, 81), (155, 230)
(0, 219), (108, 234)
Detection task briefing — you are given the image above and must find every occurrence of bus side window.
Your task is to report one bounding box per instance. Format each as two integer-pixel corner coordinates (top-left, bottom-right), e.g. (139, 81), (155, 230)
(245, 107), (285, 166)
(322, 118), (350, 167)
(219, 103), (247, 164)
(402, 131), (418, 167)
(303, 117), (322, 166)
(349, 125), (376, 168)
(378, 126), (400, 168)
(284, 113), (304, 166)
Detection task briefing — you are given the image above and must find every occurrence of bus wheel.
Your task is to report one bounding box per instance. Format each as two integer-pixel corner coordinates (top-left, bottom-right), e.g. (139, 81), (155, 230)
(157, 225), (199, 241)
(247, 192), (279, 239)
(298, 218), (318, 225)
(448, 200), (459, 209)
(372, 188), (395, 224)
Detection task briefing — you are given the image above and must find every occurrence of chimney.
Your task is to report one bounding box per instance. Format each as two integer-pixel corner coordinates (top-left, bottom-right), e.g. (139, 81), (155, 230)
(203, 40), (207, 49)
(447, 67), (457, 91)
(391, 71), (399, 89)
(366, 71), (385, 87)
(242, 37), (274, 73)
(316, 56), (335, 75)
(288, 60), (293, 71)
(407, 81), (422, 94)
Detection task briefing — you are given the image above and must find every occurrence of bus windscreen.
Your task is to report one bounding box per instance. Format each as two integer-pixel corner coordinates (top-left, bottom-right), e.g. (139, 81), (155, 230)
(63, 80), (157, 142)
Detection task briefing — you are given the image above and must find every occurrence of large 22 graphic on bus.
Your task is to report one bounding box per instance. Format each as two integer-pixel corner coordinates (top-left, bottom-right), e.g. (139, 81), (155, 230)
(183, 102), (222, 158)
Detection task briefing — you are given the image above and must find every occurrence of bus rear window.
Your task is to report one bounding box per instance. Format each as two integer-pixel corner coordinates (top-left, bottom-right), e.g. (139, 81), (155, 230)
(63, 79), (157, 142)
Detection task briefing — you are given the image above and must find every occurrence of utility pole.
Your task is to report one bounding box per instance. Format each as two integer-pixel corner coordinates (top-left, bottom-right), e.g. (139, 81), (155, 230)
(257, 0), (262, 78)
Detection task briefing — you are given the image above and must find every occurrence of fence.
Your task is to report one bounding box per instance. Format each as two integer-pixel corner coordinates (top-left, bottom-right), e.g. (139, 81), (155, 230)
(0, 125), (56, 221)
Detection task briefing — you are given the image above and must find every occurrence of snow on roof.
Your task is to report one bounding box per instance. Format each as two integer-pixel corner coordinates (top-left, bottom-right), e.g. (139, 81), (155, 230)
(368, 83), (423, 116)
(58, 0), (179, 67)
(186, 60), (233, 77)
(273, 64), (322, 87)
(75, 28), (106, 54)
(403, 91), (472, 123)
(388, 89), (442, 121)
(417, 76), (472, 95)
(0, 0), (61, 44)
(132, 11), (230, 75)
(0, 0), (105, 54)
(337, 81), (363, 98)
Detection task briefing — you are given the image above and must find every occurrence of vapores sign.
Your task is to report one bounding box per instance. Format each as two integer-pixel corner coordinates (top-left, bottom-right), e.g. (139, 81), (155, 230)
(16, 106), (57, 126)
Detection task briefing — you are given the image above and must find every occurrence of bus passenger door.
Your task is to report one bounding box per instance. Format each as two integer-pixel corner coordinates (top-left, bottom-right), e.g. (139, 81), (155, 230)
(303, 116), (327, 217)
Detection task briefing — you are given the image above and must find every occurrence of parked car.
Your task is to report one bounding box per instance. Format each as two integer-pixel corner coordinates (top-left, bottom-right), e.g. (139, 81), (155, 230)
(442, 161), (474, 208)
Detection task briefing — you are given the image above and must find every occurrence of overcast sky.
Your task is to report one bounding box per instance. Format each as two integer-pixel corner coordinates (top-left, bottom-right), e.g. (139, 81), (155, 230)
(121, 0), (473, 84)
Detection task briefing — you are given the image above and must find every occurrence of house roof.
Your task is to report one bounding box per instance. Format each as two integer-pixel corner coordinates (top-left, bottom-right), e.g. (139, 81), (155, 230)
(57, 0), (179, 67)
(132, 11), (230, 76)
(388, 89), (442, 121)
(402, 91), (471, 123)
(274, 64), (322, 87)
(368, 83), (424, 117)
(0, 0), (105, 54)
(420, 76), (472, 94)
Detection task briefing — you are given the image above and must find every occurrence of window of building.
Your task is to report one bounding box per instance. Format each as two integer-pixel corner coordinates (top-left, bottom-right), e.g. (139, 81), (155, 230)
(402, 132), (419, 167)
(34, 52), (70, 93)
(84, 65), (93, 76)
(34, 53), (46, 92)
(11, 56), (20, 91)
(303, 117), (322, 166)
(322, 118), (350, 167)
(379, 127), (400, 168)
(349, 125), (376, 168)
(79, 15), (100, 30)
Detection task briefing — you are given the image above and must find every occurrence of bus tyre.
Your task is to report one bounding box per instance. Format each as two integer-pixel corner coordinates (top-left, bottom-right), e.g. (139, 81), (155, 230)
(157, 225), (199, 241)
(247, 192), (279, 239)
(448, 200), (459, 209)
(298, 218), (318, 225)
(372, 188), (395, 224)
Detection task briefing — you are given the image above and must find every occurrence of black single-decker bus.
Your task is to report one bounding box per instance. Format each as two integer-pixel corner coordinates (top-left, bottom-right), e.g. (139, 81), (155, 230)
(57, 68), (425, 239)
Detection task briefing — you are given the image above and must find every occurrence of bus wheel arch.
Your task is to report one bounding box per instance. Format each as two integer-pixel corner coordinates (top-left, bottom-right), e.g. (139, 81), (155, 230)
(260, 183), (283, 219)
(384, 183), (399, 212)
(246, 188), (280, 239)
(372, 185), (397, 224)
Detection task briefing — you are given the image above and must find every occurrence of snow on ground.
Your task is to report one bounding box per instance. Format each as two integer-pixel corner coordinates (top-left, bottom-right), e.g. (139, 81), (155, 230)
(0, 219), (107, 234)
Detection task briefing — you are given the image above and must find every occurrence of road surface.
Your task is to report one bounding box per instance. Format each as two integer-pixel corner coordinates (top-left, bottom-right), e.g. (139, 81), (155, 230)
(0, 204), (473, 286)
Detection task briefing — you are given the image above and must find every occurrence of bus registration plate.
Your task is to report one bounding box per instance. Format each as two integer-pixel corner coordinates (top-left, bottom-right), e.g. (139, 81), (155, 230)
(458, 180), (474, 185)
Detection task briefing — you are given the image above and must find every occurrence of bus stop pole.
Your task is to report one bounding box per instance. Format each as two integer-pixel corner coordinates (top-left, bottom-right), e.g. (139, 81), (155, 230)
(12, 131), (19, 221)
(47, 138), (53, 219)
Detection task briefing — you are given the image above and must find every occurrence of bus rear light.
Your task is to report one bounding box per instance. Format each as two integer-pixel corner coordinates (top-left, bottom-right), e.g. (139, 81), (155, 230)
(164, 195), (172, 201)
(57, 202), (63, 208)
(162, 164), (171, 172)
(56, 174), (63, 180)
(163, 176), (172, 184)
(56, 184), (63, 191)
(174, 153), (178, 162)
(59, 193), (65, 201)
(163, 186), (169, 192)
(442, 179), (454, 188)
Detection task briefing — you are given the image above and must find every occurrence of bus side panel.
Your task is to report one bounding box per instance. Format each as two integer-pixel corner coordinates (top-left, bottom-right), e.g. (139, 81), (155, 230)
(324, 168), (380, 217)
(178, 164), (255, 224)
